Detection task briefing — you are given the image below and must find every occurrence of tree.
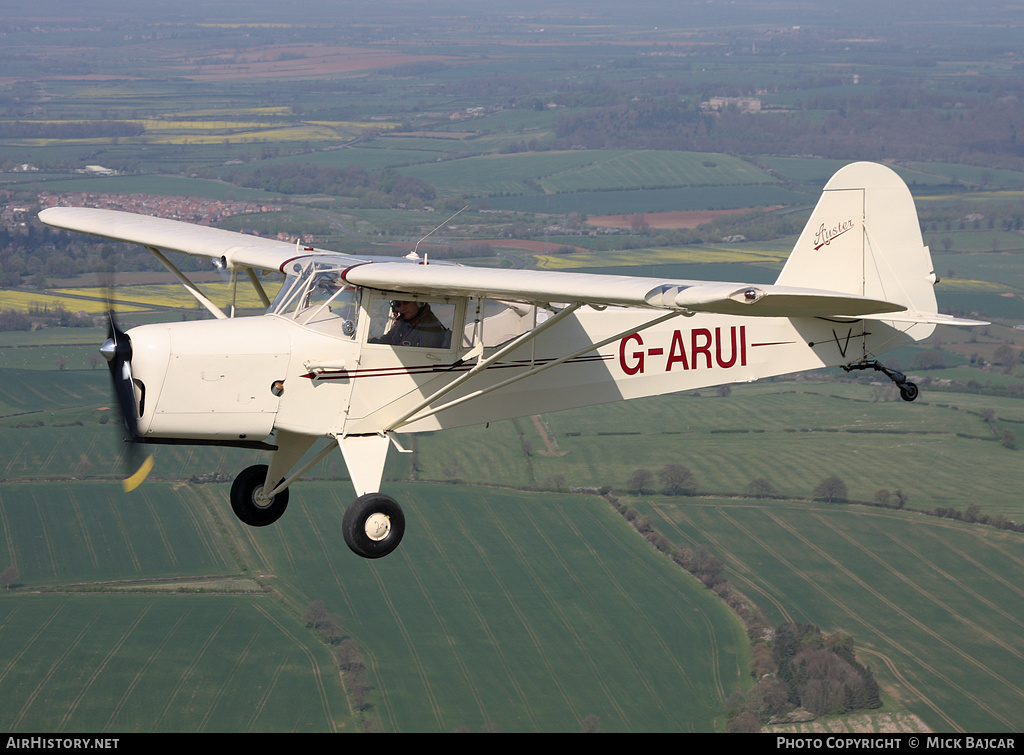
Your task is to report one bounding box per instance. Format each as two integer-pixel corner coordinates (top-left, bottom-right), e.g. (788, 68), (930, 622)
(302, 600), (329, 628)
(630, 214), (651, 234)
(1, 565), (19, 590)
(334, 639), (364, 671)
(658, 463), (697, 496)
(626, 468), (654, 495)
(726, 709), (761, 733)
(812, 476), (848, 503)
(347, 665), (372, 711)
(747, 477), (776, 499)
(541, 473), (566, 492)
(303, 600), (346, 644)
(675, 545), (725, 587)
(912, 350), (946, 370)
(873, 488), (906, 507)
(0, 309), (31, 331)
(993, 345), (1019, 367)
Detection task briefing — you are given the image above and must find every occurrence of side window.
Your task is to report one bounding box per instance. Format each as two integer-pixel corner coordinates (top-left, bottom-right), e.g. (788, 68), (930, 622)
(463, 298), (542, 348)
(368, 298), (456, 349)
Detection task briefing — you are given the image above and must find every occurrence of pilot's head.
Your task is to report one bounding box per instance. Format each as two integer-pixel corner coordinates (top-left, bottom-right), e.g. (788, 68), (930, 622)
(392, 300), (422, 321)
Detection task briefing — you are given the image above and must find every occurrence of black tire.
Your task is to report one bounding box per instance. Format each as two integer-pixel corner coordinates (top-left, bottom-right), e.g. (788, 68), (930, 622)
(899, 382), (919, 402)
(343, 493), (405, 559)
(230, 464), (289, 527)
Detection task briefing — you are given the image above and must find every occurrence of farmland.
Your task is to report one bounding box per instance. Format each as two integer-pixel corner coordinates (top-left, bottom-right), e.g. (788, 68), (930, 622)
(2, 0), (1024, 735)
(0, 478), (748, 732)
(646, 497), (1024, 732)
(2, 374), (1023, 732)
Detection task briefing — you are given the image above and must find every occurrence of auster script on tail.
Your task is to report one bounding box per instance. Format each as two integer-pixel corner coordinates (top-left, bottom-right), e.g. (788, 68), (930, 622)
(813, 218), (855, 250)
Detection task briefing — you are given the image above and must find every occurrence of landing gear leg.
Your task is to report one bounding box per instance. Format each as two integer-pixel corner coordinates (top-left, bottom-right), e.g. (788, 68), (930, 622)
(842, 360), (919, 402)
(335, 434), (407, 558)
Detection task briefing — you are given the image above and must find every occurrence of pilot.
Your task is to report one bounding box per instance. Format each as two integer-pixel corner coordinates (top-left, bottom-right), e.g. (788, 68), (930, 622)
(371, 300), (451, 349)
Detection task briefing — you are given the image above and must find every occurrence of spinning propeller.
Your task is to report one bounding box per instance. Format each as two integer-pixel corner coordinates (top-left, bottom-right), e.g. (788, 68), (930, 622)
(99, 307), (153, 492)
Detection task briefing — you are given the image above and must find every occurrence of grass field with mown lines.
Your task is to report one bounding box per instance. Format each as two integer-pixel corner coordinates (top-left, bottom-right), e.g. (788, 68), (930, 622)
(641, 499), (1024, 732)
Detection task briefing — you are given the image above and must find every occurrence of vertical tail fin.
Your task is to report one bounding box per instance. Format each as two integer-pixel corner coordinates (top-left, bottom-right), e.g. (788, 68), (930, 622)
(776, 162), (938, 324)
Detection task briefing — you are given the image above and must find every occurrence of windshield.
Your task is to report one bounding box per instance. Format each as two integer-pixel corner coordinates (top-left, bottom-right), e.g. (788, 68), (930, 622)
(269, 259), (359, 338)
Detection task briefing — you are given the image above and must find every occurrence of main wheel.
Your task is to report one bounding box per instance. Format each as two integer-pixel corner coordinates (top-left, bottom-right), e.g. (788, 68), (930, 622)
(899, 382), (919, 402)
(343, 493), (405, 559)
(230, 464), (289, 527)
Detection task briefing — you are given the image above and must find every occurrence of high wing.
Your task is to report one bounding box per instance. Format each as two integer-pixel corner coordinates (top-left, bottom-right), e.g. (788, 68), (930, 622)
(40, 206), (906, 319)
(38, 206), (356, 273)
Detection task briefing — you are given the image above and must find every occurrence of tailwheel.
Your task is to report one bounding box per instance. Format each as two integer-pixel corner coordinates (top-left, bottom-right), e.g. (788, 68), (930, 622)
(343, 493), (405, 559)
(842, 359), (921, 402)
(899, 382), (919, 402)
(230, 464), (289, 527)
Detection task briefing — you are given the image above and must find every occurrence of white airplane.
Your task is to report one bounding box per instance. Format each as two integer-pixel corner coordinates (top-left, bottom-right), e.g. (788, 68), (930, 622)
(40, 162), (982, 559)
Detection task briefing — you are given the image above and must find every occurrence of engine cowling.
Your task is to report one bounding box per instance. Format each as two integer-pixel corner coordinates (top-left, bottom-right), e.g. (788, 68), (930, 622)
(127, 317), (291, 442)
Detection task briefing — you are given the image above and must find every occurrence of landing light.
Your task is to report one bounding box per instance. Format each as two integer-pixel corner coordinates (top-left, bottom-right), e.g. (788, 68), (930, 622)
(736, 287), (766, 304)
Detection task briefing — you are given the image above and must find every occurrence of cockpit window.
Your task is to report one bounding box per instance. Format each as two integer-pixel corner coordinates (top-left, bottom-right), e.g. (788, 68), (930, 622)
(463, 298), (548, 349)
(269, 259), (359, 339)
(367, 296), (455, 350)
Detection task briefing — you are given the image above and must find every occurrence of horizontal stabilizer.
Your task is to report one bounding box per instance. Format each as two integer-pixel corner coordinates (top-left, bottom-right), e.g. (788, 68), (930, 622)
(860, 310), (989, 326)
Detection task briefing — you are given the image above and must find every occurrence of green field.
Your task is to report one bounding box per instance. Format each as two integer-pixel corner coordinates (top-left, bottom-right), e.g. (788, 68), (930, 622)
(642, 498), (1024, 732)
(0, 593), (346, 732)
(411, 380), (1024, 521)
(2, 351), (1023, 731)
(400, 150), (777, 198)
(0, 480), (747, 733)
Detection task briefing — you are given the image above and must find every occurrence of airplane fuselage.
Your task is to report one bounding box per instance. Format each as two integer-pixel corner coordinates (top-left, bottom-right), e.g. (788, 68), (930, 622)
(125, 296), (921, 444)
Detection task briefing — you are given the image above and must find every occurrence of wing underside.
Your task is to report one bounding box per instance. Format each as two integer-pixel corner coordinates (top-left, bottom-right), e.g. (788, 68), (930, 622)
(340, 261), (906, 318)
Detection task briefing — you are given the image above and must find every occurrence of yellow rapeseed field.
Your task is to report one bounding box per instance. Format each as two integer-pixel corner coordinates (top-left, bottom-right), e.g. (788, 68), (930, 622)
(534, 245), (789, 270)
(2, 116), (395, 147)
(3, 281), (282, 316)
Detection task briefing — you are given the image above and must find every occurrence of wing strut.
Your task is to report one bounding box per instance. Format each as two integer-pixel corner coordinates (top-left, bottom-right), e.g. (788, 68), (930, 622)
(385, 307), (687, 432)
(246, 267), (272, 308)
(379, 302), (584, 432)
(147, 246), (228, 320)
